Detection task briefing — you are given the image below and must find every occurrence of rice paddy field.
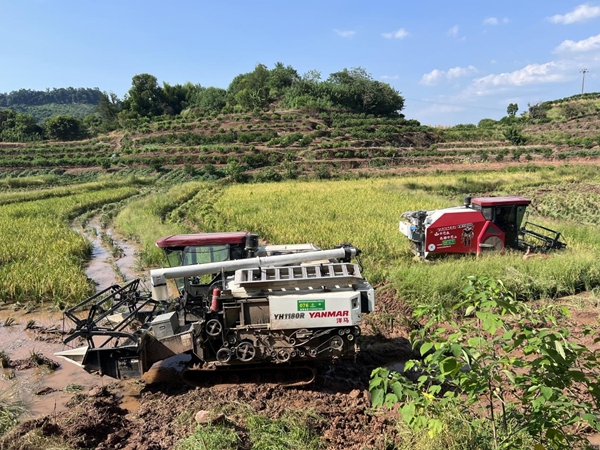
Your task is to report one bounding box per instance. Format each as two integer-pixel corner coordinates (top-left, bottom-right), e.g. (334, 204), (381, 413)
(112, 164), (600, 308)
(3, 164), (600, 449)
(1, 164), (599, 309)
(0, 180), (143, 306)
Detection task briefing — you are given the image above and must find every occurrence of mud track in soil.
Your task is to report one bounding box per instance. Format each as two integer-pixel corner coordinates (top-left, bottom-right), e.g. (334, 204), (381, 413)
(0, 315), (413, 450)
(0, 344), (413, 450)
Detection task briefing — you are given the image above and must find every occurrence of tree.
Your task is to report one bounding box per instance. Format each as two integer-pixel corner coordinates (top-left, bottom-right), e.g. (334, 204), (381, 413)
(527, 102), (550, 121)
(82, 114), (103, 136)
(507, 103), (518, 118)
(96, 92), (122, 133)
(191, 87), (227, 113)
(503, 125), (526, 145)
(161, 82), (200, 115)
(268, 62), (299, 98)
(122, 73), (164, 117)
(325, 67), (404, 116)
(44, 115), (83, 140)
(0, 109), (43, 141)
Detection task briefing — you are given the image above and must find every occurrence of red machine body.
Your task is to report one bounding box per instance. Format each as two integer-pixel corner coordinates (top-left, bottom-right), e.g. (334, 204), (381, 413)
(400, 196), (564, 258)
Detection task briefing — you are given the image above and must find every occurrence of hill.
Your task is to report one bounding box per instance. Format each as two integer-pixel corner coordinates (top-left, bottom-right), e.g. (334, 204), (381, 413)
(0, 87), (102, 122)
(0, 85), (599, 181)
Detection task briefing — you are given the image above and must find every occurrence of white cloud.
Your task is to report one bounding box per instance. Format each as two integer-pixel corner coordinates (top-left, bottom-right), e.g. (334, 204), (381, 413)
(447, 66), (478, 78)
(447, 25), (459, 37)
(472, 62), (567, 92)
(420, 65), (478, 85)
(483, 17), (510, 25)
(421, 69), (445, 86)
(334, 29), (355, 38)
(382, 28), (409, 39)
(548, 4), (600, 24)
(381, 75), (399, 80)
(555, 33), (600, 53)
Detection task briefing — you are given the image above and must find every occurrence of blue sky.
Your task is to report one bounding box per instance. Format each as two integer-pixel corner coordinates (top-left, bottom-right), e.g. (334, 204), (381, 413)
(1, 0), (599, 125)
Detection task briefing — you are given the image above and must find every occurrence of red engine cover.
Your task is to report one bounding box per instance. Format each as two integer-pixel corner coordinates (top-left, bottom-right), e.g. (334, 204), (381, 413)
(425, 209), (487, 254)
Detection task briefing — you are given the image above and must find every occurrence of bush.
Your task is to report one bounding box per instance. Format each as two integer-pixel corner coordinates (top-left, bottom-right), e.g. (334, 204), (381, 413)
(370, 276), (600, 449)
(503, 126), (527, 146)
(252, 168), (282, 183)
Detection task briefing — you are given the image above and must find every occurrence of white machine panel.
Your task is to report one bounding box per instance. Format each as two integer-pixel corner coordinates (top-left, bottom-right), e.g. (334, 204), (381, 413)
(269, 291), (361, 330)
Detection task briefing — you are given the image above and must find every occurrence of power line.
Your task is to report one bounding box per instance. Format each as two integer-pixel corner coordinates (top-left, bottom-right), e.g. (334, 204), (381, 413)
(404, 97), (506, 112)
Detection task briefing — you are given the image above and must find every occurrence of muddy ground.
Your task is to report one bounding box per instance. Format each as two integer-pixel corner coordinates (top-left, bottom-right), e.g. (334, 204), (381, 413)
(0, 290), (413, 450)
(2, 290), (600, 449)
(0, 223), (415, 449)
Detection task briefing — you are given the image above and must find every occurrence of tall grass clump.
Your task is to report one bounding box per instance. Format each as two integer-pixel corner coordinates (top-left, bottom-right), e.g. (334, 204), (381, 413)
(175, 425), (239, 450)
(175, 409), (324, 450)
(0, 388), (25, 437)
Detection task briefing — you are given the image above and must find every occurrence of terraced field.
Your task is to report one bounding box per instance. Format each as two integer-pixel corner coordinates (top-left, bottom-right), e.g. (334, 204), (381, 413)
(1, 98), (600, 181)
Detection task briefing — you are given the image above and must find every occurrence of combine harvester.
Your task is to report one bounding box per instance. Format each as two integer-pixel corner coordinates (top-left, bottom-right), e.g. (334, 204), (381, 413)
(399, 196), (566, 259)
(57, 232), (374, 386)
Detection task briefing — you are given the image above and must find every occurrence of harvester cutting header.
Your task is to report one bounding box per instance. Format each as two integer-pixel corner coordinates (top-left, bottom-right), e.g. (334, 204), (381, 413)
(399, 196), (566, 259)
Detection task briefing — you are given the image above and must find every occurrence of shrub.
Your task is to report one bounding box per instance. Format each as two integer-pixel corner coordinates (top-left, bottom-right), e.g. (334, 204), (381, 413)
(370, 276), (600, 449)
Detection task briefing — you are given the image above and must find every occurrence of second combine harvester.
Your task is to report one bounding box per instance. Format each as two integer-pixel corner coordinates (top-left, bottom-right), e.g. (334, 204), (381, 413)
(399, 196), (566, 259)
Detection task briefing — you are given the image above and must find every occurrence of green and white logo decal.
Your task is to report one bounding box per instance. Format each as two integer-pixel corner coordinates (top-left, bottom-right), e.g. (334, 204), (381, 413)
(297, 300), (325, 311)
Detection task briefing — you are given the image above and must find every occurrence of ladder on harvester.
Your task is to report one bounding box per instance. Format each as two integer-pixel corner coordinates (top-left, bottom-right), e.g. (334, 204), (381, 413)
(234, 263), (364, 291)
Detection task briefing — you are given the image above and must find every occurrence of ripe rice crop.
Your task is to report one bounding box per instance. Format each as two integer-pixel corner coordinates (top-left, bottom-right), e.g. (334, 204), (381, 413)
(111, 165), (600, 307)
(0, 185), (138, 305)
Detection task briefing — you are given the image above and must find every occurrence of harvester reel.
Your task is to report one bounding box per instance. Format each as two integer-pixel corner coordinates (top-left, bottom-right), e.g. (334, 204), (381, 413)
(206, 319), (222, 337)
(236, 341), (256, 362)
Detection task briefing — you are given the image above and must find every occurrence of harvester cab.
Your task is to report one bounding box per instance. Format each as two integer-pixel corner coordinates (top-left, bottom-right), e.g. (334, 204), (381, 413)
(57, 232), (374, 386)
(399, 196), (566, 259)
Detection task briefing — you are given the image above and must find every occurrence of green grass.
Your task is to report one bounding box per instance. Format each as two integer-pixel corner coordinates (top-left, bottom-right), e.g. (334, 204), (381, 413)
(175, 424), (239, 450)
(0, 388), (25, 437)
(114, 182), (206, 268)
(175, 408), (324, 450)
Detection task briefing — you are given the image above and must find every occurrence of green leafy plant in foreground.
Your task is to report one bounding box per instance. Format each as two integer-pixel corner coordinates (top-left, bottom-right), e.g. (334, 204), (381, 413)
(370, 276), (600, 449)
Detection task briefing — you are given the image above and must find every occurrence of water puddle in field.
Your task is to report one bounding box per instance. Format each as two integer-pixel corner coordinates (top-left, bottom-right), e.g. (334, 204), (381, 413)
(0, 307), (101, 418)
(0, 217), (148, 420)
(78, 217), (142, 291)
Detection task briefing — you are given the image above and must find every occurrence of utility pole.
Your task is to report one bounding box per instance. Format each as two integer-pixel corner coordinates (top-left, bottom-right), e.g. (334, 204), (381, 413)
(580, 69), (589, 95)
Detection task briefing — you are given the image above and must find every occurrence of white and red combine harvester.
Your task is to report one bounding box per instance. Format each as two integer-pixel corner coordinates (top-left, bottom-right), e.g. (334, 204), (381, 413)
(57, 232), (374, 386)
(399, 196), (566, 259)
